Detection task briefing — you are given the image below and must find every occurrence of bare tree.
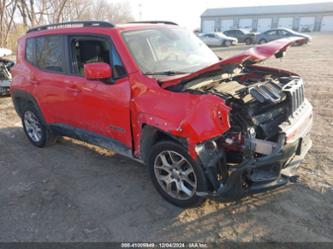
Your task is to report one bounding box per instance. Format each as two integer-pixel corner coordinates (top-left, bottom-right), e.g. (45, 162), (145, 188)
(17, 0), (51, 27)
(50, 0), (69, 23)
(0, 0), (18, 47)
(45, 0), (134, 24)
(89, 0), (134, 23)
(56, 0), (92, 22)
(0, 0), (134, 49)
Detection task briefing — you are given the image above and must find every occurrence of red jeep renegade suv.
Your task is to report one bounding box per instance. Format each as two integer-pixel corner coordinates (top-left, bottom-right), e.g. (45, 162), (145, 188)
(11, 21), (312, 207)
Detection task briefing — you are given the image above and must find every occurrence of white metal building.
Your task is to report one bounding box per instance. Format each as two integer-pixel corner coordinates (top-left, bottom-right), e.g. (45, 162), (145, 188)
(201, 2), (333, 33)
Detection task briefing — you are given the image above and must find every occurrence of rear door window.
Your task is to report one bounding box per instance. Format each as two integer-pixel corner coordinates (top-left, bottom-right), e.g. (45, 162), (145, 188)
(266, 30), (277, 35)
(35, 35), (66, 73)
(278, 30), (289, 36)
(236, 30), (243, 36)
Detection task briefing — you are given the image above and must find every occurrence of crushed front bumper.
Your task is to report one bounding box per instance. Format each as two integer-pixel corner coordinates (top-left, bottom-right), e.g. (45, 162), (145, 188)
(0, 80), (11, 96)
(0, 86), (10, 96)
(196, 100), (313, 200)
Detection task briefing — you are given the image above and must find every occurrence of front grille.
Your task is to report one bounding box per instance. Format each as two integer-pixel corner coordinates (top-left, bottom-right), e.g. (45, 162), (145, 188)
(282, 78), (305, 114)
(249, 82), (286, 104)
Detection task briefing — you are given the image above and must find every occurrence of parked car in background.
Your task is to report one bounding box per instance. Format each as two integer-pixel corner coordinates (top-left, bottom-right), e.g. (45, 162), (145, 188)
(223, 29), (257, 45)
(199, 32), (238, 47)
(0, 48), (14, 96)
(255, 28), (312, 44)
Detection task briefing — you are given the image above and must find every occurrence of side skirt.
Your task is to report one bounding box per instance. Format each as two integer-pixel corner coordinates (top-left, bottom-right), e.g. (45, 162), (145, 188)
(50, 124), (142, 162)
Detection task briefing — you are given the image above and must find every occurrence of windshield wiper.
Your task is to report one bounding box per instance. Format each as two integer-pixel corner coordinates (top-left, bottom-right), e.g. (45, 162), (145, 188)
(144, 71), (189, 76)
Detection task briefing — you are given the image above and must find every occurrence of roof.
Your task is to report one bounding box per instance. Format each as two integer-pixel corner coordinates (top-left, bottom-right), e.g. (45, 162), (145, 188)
(26, 21), (178, 34)
(27, 21), (114, 33)
(201, 2), (333, 17)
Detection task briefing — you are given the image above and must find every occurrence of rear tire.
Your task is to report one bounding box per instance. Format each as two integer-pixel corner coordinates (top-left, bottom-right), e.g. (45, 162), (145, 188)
(148, 141), (208, 208)
(21, 103), (57, 147)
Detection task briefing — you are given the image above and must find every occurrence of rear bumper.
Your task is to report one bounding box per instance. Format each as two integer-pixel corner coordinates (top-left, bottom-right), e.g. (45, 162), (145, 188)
(197, 100), (313, 200)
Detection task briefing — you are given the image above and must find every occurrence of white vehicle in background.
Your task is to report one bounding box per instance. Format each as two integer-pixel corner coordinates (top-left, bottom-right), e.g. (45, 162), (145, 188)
(198, 32), (238, 47)
(0, 48), (14, 96)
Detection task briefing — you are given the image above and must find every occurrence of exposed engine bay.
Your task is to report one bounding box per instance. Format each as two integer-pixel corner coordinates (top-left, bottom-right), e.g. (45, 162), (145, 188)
(167, 66), (307, 163)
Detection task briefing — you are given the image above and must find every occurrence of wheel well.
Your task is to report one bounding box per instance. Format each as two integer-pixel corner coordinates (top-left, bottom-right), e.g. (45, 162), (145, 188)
(140, 125), (187, 163)
(12, 91), (42, 120)
(13, 97), (33, 117)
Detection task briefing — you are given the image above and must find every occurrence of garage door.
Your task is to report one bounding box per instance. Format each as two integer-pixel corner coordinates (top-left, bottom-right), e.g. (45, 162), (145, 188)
(239, 18), (253, 30)
(299, 17), (315, 32)
(221, 19), (234, 31)
(321, 16), (333, 32)
(257, 18), (272, 32)
(202, 20), (215, 33)
(278, 17), (293, 29)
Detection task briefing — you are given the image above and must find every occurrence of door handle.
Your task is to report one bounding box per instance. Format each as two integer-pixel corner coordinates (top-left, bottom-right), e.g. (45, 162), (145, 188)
(30, 79), (39, 86)
(66, 85), (81, 94)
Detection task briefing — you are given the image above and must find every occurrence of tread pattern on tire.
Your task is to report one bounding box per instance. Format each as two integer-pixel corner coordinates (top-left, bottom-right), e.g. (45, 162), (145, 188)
(148, 141), (208, 208)
(21, 102), (57, 147)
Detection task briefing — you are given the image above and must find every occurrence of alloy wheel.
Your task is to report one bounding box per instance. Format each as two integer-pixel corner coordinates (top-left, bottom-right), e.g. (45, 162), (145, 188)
(154, 150), (197, 200)
(224, 40), (231, 46)
(23, 111), (43, 143)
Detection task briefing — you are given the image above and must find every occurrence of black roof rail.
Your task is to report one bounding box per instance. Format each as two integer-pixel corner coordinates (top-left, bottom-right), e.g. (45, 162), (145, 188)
(128, 21), (178, 26)
(27, 21), (114, 33)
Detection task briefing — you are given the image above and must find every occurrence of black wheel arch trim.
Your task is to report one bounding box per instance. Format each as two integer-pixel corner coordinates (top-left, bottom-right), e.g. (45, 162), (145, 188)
(11, 90), (45, 120)
(140, 125), (188, 164)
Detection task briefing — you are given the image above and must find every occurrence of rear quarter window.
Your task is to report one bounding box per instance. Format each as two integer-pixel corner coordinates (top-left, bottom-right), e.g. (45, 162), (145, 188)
(25, 38), (35, 64)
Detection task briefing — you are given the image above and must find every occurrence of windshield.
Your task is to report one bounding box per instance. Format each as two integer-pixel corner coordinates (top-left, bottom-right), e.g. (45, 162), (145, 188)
(122, 27), (219, 75)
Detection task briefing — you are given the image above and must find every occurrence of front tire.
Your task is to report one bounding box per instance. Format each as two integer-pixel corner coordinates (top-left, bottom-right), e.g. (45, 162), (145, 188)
(22, 104), (56, 147)
(223, 40), (232, 47)
(148, 141), (208, 207)
(245, 38), (253, 45)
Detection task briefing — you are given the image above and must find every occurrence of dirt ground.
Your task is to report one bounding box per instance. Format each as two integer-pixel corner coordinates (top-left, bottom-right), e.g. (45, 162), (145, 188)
(0, 33), (332, 242)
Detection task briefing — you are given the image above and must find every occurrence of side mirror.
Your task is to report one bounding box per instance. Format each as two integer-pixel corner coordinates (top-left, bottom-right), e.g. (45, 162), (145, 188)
(275, 50), (286, 59)
(84, 62), (112, 80)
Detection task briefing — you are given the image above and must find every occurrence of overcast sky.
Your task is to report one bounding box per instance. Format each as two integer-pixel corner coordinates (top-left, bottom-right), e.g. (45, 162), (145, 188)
(113, 0), (332, 29)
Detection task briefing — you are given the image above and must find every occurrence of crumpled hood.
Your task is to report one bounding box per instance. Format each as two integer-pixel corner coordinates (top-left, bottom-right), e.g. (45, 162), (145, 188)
(220, 36), (306, 65)
(161, 36), (306, 88)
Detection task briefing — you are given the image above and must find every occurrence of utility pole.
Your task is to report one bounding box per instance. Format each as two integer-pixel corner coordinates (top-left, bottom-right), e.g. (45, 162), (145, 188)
(138, 3), (142, 21)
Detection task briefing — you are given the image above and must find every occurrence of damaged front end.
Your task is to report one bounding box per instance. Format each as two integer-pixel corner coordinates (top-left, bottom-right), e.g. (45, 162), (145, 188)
(159, 37), (312, 200)
(0, 49), (14, 96)
(192, 71), (313, 200)
(165, 65), (313, 200)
